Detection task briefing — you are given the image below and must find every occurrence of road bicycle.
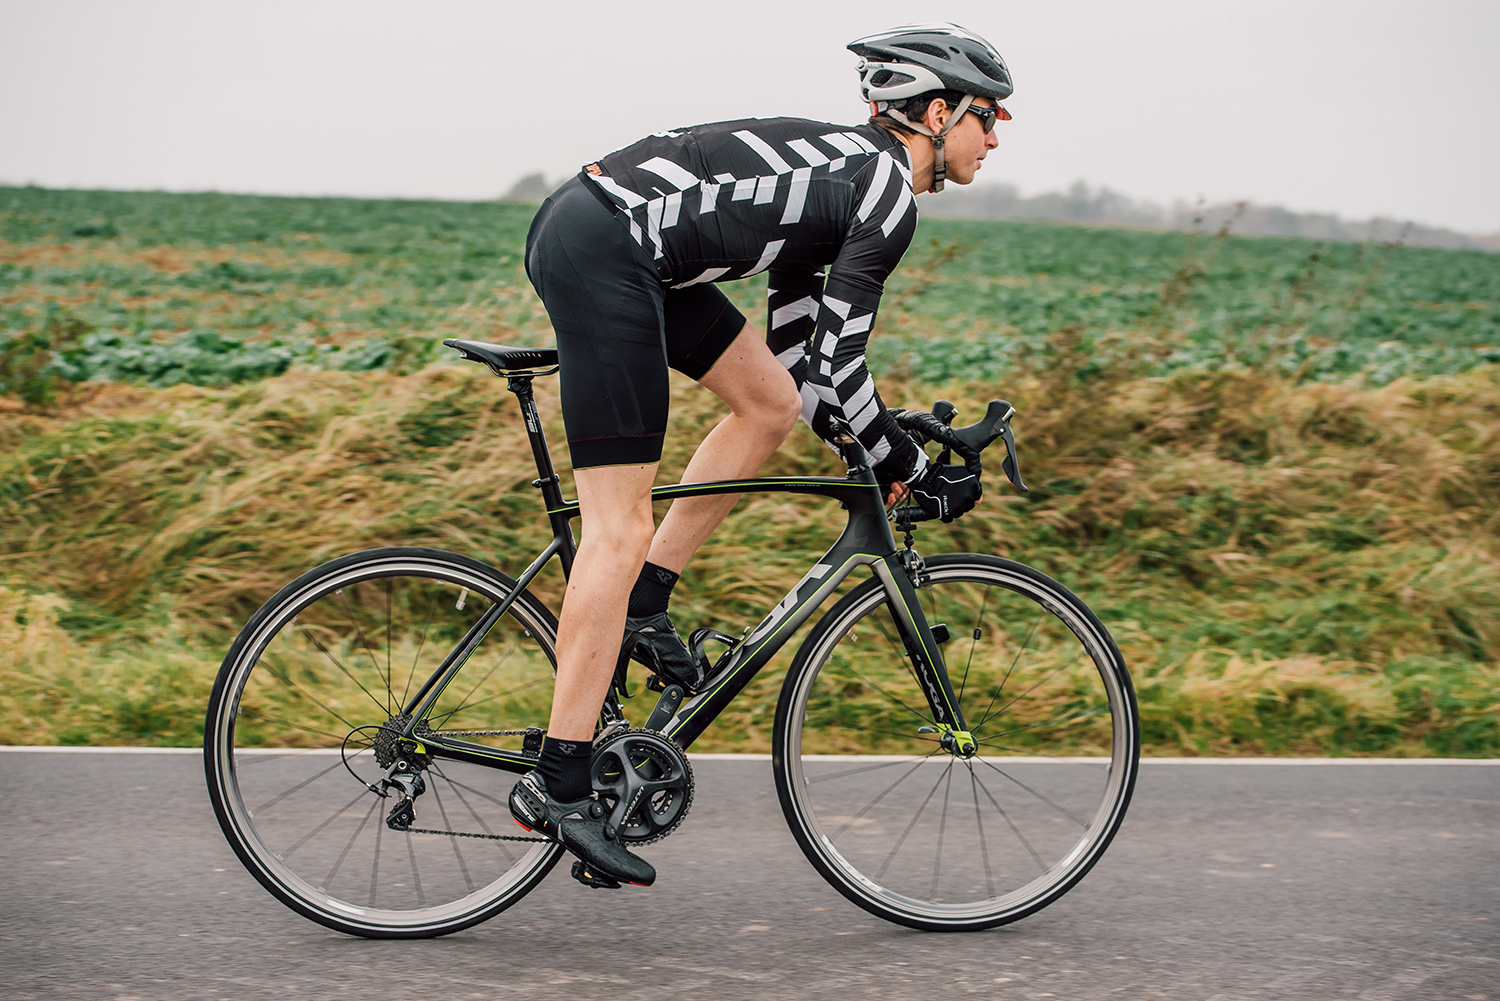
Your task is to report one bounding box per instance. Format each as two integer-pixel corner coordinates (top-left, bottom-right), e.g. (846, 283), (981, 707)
(204, 338), (1140, 938)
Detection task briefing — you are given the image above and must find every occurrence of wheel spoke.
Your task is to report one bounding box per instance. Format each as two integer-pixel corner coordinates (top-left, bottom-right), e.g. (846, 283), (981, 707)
(393, 576), (399, 708)
(320, 794), (379, 888)
(248, 756), (349, 816)
(431, 762), (518, 865)
(977, 756), (1090, 828)
(806, 716), (941, 746)
(404, 831), (426, 908)
(284, 788), (372, 859)
(334, 587), (393, 714)
(971, 767), (1048, 874)
(427, 631), (538, 729)
(368, 810), (384, 907)
(825, 657), (933, 727)
(427, 778), (476, 891)
(930, 763), (955, 901)
(869, 603), (931, 697)
(875, 758), (953, 881)
(211, 554), (565, 934)
(971, 607), (1045, 733)
(781, 558), (1138, 926)
(808, 757), (929, 785)
(292, 623), (391, 718)
(255, 653), (363, 732)
(974, 648), (1088, 733)
(427, 676), (548, 730)
(975, 708), (1105, 747)
(434, 772), (512, 811)
(955, 585), (991, 703)
(968, 765), (997, 899)
(235, 705), (352, 746)
(401, 591), (441, 709)
(828, 750), (942, 839)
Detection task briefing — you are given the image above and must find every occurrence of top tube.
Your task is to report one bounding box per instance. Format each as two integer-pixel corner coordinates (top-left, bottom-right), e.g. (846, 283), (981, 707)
(544, 475), (883, 518)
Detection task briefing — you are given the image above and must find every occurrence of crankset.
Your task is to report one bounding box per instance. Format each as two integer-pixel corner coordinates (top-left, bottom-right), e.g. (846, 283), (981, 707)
(591, 728), (694, 845)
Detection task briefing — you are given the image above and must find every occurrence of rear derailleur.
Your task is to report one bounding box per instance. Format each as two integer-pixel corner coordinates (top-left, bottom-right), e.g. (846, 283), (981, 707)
(381, 759), (426, 831)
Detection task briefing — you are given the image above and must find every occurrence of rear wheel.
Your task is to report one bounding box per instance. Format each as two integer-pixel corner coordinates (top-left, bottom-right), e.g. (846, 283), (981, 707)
(204, 547), (564, 938)
(773, 554), (1139, 931)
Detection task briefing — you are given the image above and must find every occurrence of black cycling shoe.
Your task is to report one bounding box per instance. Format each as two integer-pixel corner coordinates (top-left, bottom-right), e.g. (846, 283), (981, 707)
(508, 771), (656, 887)
(623, 611), (705, 690)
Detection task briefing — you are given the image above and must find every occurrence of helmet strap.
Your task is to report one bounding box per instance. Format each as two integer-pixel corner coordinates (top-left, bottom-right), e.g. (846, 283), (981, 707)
(879, 94), (975, 193)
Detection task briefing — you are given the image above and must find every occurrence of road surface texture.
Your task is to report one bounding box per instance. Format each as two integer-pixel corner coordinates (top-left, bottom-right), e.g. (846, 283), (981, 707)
(1, 749), (1495, 1000)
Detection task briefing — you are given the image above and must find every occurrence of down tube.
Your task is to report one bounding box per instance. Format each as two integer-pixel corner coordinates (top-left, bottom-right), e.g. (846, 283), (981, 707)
(664, 548), (881, 750)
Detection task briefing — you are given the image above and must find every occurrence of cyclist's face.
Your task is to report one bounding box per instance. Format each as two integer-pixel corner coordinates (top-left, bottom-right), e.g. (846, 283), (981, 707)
(939, 98), (1001, 186)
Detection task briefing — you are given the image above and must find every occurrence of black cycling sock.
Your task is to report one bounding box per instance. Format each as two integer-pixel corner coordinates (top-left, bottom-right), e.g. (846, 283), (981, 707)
(536, 735), (593, 802)
(627, 561), (680, 618)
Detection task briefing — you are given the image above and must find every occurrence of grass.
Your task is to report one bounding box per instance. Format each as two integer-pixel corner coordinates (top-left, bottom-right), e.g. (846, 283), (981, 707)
(4, 185), (1499, 403)
(1, 186), (1497, 755)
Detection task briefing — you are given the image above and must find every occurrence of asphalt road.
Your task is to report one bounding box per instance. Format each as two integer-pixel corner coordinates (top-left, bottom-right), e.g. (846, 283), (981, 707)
(1, 749), (1496, 1000)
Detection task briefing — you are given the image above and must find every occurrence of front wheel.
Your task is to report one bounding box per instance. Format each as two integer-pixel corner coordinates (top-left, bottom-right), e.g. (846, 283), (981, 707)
(773, 554), (1139, 931)
(204, 547), (565, 938)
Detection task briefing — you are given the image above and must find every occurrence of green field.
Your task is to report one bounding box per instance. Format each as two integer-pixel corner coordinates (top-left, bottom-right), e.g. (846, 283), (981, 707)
(2, 186), (1497, 755)
(5, 185), (1499, 400)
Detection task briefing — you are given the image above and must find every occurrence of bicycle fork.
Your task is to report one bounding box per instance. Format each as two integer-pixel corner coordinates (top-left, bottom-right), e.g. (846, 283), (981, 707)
(870, 553), (978, 757)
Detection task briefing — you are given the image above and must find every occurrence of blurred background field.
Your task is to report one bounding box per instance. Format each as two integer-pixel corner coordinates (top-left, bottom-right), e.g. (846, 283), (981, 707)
(2, 185), (1497, 755)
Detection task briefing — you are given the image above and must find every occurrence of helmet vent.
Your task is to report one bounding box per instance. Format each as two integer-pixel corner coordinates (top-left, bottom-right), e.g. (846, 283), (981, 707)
(869, 69), (916, 88)
(893, 41), (952, 60)
(966, 52), (1010, 83)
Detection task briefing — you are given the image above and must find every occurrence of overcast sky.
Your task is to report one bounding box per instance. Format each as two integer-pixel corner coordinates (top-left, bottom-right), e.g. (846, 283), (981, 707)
(3, 0), (1498, 233)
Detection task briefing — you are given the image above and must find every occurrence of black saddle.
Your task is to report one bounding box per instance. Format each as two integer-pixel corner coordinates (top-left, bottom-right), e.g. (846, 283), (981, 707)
(443, 339), (559, 376)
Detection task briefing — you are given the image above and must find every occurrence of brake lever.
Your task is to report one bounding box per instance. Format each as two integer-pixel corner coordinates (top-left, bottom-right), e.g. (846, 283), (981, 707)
(996, 413), (1029, 493)
(931, 399), (957, 465)
(944, 399), (1029, 493)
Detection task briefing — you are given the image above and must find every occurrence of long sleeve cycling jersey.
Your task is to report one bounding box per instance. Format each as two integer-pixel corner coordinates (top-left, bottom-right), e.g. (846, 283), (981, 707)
(582, 117), (926, 484)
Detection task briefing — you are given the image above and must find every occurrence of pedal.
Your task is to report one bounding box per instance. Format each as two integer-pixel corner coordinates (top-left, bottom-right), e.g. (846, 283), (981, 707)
(570, 860), (622, 889)
(645, 672), (666, 693)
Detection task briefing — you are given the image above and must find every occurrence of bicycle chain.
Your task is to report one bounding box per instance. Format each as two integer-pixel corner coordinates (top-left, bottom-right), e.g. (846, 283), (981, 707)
(397, 825), (548, 843)
(391, 727), (549, 841)
(424, 728), (532, 737)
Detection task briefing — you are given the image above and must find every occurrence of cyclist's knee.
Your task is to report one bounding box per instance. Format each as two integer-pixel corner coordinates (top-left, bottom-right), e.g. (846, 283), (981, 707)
(740, 370), (801, 440)
(580, 504), (655, 557)
(771, 380), (802, 437)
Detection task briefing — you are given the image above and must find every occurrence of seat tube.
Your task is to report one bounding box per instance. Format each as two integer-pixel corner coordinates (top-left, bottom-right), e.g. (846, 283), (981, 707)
(507, 375), (577, 576)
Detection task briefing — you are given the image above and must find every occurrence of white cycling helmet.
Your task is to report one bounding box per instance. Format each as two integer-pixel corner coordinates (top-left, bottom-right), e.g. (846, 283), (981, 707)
(848, 23), (1013, 191)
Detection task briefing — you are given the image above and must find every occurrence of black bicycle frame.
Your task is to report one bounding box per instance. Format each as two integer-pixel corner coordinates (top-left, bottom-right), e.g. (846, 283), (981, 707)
(397, 372), (970, 772)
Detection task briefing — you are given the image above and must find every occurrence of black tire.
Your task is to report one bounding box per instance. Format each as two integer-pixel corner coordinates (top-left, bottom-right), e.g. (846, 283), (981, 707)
(772, 554), (1139, 931)
(204, 547), (565, 938)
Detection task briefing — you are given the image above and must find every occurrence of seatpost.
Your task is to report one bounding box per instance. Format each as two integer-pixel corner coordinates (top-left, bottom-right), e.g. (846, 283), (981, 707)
(506, 375), (577, 576)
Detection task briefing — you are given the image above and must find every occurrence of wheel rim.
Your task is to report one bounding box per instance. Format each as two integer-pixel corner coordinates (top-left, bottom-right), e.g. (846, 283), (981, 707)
(783, 559), (1137, 925)
(211, 558), (562, 931)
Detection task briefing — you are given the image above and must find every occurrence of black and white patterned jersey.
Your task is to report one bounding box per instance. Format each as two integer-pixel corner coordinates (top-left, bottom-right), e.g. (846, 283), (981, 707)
(583, 117), (926, 483)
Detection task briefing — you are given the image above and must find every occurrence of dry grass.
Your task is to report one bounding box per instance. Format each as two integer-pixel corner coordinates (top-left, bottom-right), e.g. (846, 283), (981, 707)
(2, 354), (1497, 753)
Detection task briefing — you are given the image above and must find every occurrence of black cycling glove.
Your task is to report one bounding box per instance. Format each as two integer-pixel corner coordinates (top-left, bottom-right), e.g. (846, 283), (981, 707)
(889, 409), (983, 475)
(905, 463), (982, 523)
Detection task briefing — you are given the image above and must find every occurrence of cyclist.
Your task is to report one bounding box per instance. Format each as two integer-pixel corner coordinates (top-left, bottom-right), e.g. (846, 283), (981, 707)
(508, 23), (1013, 887)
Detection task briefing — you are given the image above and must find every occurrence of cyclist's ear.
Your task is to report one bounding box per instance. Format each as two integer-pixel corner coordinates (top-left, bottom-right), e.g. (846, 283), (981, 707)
(924, 98), (951, 134)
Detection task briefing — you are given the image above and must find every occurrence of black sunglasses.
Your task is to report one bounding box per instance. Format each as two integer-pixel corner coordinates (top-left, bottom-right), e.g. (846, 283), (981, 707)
(964, 102), (1012, 133)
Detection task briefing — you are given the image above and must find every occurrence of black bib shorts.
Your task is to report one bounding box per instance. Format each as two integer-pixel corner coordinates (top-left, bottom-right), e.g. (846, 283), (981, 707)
(523, 176), (747, 469)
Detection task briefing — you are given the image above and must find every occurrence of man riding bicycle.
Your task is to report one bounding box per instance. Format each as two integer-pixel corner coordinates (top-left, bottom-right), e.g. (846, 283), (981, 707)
(508, 23), (1014, 888)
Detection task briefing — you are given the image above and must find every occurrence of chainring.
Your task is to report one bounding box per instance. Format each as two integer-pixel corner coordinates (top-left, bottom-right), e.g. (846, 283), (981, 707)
(591, 728), (693, 845)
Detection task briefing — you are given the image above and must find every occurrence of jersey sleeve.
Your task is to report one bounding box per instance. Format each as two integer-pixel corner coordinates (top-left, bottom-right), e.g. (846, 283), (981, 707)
(766, 263), (824, 390)
(796, 150), (924, 484)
